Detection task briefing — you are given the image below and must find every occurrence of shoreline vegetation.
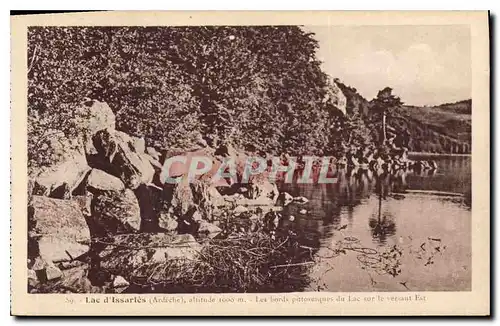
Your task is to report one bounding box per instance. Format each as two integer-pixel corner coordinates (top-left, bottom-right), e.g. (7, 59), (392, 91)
(409, 152), (471, 157)
(26, 26), (471, 293)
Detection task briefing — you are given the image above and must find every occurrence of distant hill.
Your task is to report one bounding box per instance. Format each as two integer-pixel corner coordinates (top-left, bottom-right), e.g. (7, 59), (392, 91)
(335, 80), (471, 154)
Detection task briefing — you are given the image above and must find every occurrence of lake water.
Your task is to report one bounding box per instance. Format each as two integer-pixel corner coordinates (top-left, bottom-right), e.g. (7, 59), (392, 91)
(280, 155), (471, 292)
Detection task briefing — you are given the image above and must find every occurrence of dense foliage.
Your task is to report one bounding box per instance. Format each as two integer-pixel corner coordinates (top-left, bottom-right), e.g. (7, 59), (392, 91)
(28, 26), (345, 168)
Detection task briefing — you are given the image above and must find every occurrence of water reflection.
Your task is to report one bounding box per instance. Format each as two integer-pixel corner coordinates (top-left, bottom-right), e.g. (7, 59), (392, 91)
(368, 192), (396, 245)
(280, 155), (471, 291)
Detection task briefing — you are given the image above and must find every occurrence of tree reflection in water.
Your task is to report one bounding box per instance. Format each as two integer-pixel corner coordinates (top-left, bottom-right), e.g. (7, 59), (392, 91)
(368, 193), (396, 244)
(368, 170), (401, 244)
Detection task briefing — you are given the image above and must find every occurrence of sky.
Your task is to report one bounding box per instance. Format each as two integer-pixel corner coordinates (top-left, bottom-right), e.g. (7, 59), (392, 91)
(304, 25), (471, 106)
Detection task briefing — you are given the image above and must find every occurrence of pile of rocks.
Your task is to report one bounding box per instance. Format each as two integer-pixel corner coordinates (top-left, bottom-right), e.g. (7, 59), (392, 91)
(27, 100), (284, 293)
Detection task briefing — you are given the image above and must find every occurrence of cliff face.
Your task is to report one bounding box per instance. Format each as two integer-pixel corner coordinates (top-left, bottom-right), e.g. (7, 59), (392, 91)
(334, 80), (471, 154)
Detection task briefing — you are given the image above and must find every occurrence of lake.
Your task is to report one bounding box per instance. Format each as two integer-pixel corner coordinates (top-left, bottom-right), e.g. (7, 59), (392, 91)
(280, 155), (471, 292)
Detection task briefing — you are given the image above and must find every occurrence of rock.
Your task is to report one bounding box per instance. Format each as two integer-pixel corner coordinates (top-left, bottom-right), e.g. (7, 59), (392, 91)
(146, 147), (161, 161)
(132, 137), (146, 154)
(29, 196), (91, 242)
(249, 214), (259, 221)
(90, 188), (141, 236)
(163, 178), (224, 222)
(223, 194), (244, 203)
(277, 192), (293, 206)
(293, 196), (309, 204)
(328, 79), (347, 115)
(90, 129), (155, 189)
(37, 236), (89, 263)
(74, 99), (116, 139)
(160, 147), (218, 184)
(86, 169), (125, 192)
(31, 257), (46, 271)
(28, 269), (37, 280)
(163, 178), (195, 217)
(31, 131), (90, 198)
(198, 221), (222, 238)
(27, 269), (38, 287)
(60, 260), (84, 270)
(29, 196), (91, 261)
(233, 205), (249, 215)
(58, 264), (103, 293)
(158, 212), (178, 231)
(191, 210), (203, 222)
(190, 179), (225, 215)
(144, 153), (163, 170)
(100, 234), (201, 274)
(299, 209), (308, 215)
(45, 263), (63, 281)
(112, 275), (130, 288)
(249, 179), (279, 204)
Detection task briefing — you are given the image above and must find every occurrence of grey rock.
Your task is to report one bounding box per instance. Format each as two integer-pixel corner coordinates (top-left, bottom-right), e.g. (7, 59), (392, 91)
(45, 263), (63, 281)
(112, 275), (130, 288)
(37, 236), (89, 263)
(90, 188), (141, 235)
(233, 205), (249, 215)
(31, 132), (90, 198)
(158, 212), (179, 231)
(86, 169), (125, 192)
(198, 221), (222, 238)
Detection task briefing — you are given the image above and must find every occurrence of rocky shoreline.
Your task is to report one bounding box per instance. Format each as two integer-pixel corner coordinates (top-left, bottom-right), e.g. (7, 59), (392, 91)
(27, 99), (441, 294)
(27, 100), (313, 293)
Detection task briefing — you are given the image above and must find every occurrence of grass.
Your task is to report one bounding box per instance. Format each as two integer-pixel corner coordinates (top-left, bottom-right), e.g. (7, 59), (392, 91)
(125, 233), (312, 293)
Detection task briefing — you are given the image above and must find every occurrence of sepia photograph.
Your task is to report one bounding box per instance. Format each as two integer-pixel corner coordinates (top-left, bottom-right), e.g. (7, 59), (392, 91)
(11, 11), (490, 316)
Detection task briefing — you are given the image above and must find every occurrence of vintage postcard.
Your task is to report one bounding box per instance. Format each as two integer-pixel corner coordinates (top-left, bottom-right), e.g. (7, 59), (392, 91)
(11, 11), (490, 316)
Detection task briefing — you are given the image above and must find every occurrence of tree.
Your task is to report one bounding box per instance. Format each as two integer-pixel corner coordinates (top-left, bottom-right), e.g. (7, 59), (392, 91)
(28, 26), (343, 165)
(371, 87), (403, 143)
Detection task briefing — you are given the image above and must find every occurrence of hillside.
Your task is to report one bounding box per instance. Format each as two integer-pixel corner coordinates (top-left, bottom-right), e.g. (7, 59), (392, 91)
(335, 80), (472, 154)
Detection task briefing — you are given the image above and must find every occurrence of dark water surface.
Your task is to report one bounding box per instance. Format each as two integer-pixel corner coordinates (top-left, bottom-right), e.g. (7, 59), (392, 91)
(280, 155), (471, 292)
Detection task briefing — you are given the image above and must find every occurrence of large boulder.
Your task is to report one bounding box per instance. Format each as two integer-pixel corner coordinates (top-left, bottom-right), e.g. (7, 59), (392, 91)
(36, 237), (89, 264)
(162, 177), (225, 223)
(31, 132), (90, 199)
(86, 169), (125, 192)
(247, 178), (279, 204)
(30, 100), (117, 198)
(73, 99), (116, 155)
(28, 196), (91, 262)
(90, 188), (141, 236)
(90, 129), (155, 189)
